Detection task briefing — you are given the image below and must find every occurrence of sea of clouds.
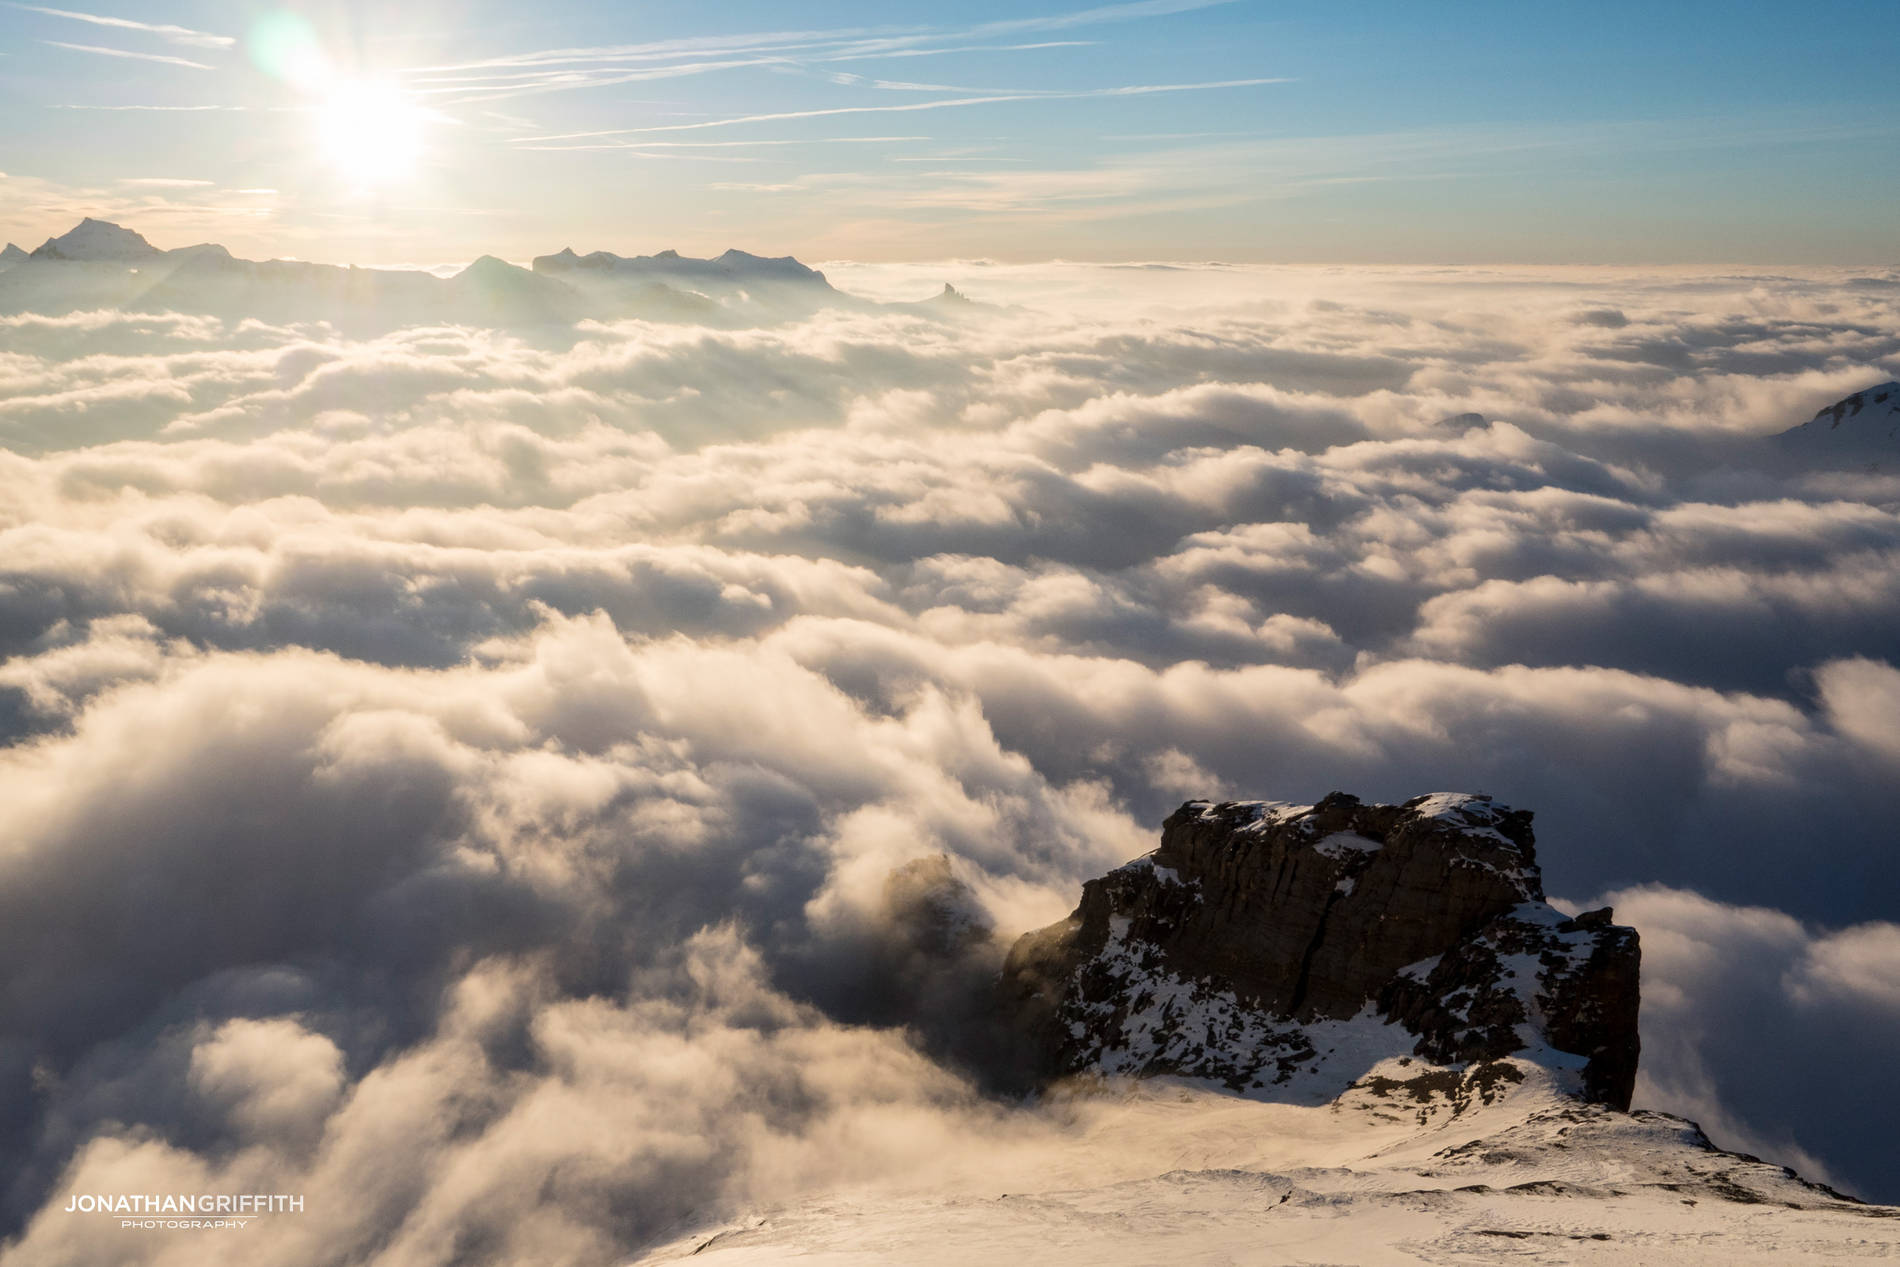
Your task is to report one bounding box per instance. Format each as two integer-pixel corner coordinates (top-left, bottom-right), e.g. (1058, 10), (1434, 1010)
(2, 259), (1898, 1262)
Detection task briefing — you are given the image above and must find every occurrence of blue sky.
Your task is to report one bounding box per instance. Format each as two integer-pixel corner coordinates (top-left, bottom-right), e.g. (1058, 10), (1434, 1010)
(0, 0), (1895, 263)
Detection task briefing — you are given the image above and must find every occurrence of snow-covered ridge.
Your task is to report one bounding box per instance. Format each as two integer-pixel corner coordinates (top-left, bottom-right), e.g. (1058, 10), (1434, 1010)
(644, 1060), (1897, 1265)
(1798, 380), (1900, 432)
(1777, 380), (1900, 468)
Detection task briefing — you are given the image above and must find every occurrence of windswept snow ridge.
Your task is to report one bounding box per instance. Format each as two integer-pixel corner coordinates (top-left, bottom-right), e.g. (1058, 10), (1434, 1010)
(641, 1063), (1897, 1265)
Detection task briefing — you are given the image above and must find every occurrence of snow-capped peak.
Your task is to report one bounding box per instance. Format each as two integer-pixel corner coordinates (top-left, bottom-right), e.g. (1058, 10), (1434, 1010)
(30, 217), (161, 262)
(1804, 380), (1900, 431)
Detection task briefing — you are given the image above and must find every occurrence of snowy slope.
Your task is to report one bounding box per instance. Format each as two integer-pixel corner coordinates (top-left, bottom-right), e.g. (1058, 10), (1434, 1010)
(1776, 381), (1900, 467)
(636, 1062), (1897, 1265)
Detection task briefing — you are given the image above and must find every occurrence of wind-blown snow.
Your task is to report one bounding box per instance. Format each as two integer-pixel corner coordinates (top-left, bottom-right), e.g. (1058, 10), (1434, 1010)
(645, 1065), (1897, 1265)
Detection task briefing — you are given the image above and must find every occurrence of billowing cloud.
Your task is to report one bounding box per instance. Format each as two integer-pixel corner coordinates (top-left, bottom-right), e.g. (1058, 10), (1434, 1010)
(0, 262), (1897, 1258)
(1595, 886), (1900, 1199)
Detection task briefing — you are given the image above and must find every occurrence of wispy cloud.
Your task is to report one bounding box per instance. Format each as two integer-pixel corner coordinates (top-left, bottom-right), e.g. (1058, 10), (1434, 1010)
(42, 40), (214, 69)
(520, 134), (931, 153)
(407, 56), (803, 105)
(50, 103), (243, 111)
(815, 72), (1097, 93)
(392, 0), (1216, 107)
(399, 43), (1093, 108)
(967, 0), (1240, 37)
(119, 177), (215, 188)
(838, 40), (1096, 61)
(11, 3), (233, 48)
(403, 28), (906, 75)
(517, 78), (1288, 141)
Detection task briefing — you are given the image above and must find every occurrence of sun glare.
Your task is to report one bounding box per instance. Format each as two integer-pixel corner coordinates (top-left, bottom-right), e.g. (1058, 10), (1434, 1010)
(317, 80), (426, 189)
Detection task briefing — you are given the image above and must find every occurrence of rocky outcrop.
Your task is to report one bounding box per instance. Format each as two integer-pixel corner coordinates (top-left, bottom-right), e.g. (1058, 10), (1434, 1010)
(1000, 792), (1641, 1108)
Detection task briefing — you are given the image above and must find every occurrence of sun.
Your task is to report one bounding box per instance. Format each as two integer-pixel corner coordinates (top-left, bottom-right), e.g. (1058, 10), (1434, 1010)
(317, 79), (427, 189)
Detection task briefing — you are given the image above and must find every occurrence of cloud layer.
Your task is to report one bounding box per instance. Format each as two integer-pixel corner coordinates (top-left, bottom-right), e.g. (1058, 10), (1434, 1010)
(1, 262), (1897, 1259)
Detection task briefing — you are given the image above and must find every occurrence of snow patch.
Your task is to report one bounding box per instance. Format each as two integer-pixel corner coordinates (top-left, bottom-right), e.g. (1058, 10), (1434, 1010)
(1314, 831), (1381, 861)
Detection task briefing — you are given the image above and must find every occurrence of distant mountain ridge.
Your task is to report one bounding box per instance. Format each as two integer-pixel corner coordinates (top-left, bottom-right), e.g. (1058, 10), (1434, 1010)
(533, 244), (831, 290)
(0, 217), (971, 329)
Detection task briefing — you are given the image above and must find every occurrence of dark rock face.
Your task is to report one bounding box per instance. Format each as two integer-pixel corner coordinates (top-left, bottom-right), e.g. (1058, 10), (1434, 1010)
(1379, 902), (1641, 1108)
(1000, 792), (1641, 1109)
